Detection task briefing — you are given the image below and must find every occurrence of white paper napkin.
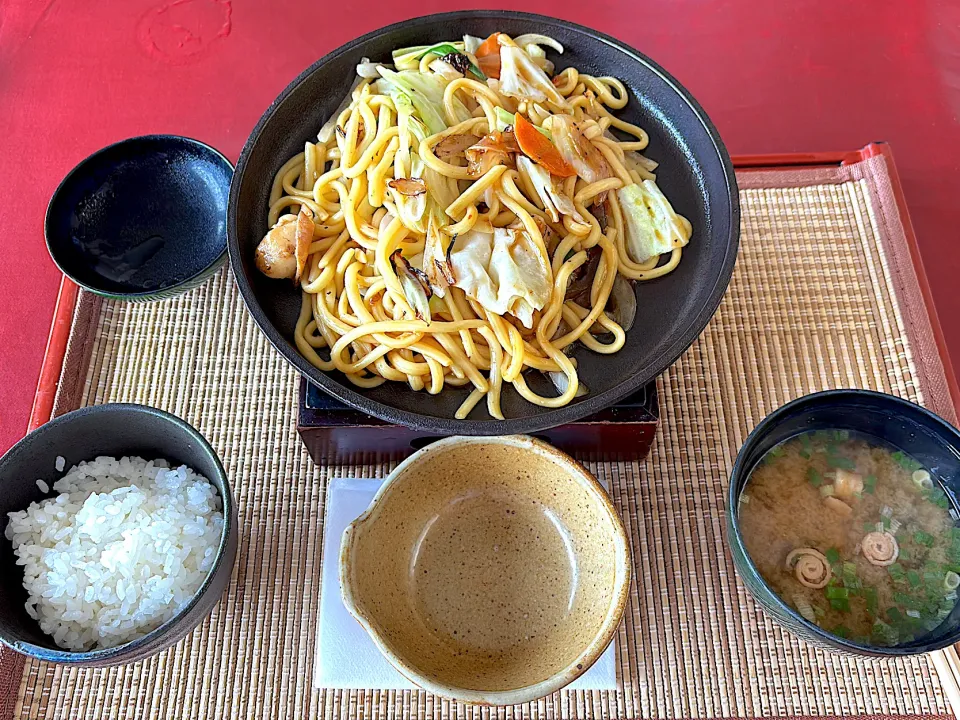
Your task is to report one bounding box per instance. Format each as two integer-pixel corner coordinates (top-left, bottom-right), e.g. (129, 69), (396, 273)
(314, 477), (618, 691)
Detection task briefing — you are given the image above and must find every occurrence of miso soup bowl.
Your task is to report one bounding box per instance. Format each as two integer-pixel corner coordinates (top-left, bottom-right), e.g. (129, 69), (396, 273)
(340, 435), (631, 704)
(727, 389), (960, 657)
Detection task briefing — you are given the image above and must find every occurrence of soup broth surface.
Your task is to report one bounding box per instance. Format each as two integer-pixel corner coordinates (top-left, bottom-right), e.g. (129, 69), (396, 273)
(739, 430), (959, 646)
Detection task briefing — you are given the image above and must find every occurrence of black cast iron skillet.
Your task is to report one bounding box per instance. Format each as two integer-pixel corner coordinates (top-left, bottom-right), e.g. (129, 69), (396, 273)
(228, 11), (740, 435)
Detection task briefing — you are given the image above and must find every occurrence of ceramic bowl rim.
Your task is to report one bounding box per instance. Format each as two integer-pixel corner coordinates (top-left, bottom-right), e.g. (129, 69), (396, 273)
(340, 435), (631, 705)
(44, 134), (234, 300)
(726, 388), (960, 657)
(0, 403), (236, 663)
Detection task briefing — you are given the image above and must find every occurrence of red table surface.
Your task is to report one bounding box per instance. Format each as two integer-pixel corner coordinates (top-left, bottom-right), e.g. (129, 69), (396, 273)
(1, 0), (959, 453)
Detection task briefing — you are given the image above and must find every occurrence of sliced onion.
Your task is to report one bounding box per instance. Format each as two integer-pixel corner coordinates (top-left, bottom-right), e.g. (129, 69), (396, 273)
(610, 275), (637, 331)
(356, 58), (386, 78)
(565, 246), (601, 301)
(434, 132), (478, 162)
(513, 34), (565, 54)
(390, 250), (433, 322)
(550, 114), (613, 184)
(547, 370), (588, 398)
(388, 177), (427, 196)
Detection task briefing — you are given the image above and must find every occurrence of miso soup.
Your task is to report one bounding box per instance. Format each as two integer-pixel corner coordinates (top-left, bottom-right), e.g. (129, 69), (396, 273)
(738, 429), (959, 647)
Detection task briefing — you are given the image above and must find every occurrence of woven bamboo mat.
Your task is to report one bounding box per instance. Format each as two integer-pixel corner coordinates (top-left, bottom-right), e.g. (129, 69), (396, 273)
(10, 158), (960, 719)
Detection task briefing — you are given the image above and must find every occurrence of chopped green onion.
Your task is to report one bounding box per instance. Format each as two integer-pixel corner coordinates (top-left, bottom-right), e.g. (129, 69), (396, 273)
(842, 562), (859, 589)
(820, 484), (836, 498)
(894, 591), (921, 609)
(863, 586), (879, 614)
(827, 455), (857, 471)
(907, 570), (922, 588)
(825, 547), (841, 565)
(813, 603), (826, 618)
(830, 597), (850, 612)
(872, 619), (898, 645)
(915, 531), (935, 547)
(770, 445), (785, 457)
(799, 450), (811, 459)
(807, 467), (823, 487)
(906, 609), (921, 619)
(830, 624), (851, 638)
(888, 564), (907, 583)
(892, 450), (922, 472)
(946, 571), (960, 591)
(887, 606), (904, 622)
(826, 586), (849, 599)
(834, 429), (851, 441)
(801, 434), (813, 451)
(925, 617), (945, 632)
(864, 474), (877, 494)
(882, 516), (892, 531)
(864, 521), (877, 532)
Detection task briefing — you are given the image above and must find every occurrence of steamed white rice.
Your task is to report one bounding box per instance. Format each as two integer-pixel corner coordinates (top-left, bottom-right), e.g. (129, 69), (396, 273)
(5, 456), (224, 651)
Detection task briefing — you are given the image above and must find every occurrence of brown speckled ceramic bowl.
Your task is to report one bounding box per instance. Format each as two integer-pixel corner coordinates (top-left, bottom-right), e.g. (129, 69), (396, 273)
(340, 435), (631, 705)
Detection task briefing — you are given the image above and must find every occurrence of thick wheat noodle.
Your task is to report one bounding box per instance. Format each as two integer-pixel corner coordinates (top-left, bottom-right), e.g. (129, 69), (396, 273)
(262, 34), (692, 415)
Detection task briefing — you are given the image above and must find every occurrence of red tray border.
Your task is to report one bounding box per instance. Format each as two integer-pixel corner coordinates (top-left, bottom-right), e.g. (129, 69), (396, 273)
(27, 143), (960, 431)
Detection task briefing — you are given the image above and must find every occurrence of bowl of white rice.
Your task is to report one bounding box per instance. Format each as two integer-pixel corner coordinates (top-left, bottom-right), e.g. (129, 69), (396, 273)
(0, 403), (237, 666)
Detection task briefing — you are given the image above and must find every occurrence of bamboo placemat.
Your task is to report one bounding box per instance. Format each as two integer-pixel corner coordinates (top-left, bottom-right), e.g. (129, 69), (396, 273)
(9, 156), (960, 719)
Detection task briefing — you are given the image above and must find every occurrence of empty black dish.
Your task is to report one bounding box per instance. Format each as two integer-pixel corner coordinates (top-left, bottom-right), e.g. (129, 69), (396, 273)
(727, 389), (960, 656)
(0, 404), (238, 666)
(228, 11), (740, 435)
(46, 135), (233, 301)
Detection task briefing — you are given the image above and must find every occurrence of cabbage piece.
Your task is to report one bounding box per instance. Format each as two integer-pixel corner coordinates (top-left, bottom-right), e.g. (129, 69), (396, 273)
(516, 157), (581, 223)
(429, 58), (462, 81)
(377, 65), (448, 136)
(463, 35), (483, 54)
(386, 91), (428, 233)
(617, 181), (688, 263)
(392, 41), (466, 71)
(495, 106), (515, 132)
(448, 227), (551, 328)
(391, 250), (433, 322)
(494, 107), (552, 140)
(377, 67), (471, 135)
(422, 209), (456, 297)
(380, 88), (461, 235)
(549, 114), (612, 184)
(498, 45), (567, 108)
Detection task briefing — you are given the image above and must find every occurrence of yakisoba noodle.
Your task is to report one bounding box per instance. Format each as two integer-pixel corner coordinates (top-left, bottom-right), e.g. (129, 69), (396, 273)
(254, 32), (692, 420)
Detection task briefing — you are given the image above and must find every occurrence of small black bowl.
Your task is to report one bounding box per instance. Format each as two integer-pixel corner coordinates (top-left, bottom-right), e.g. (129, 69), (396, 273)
(46, 135), (233, 301)
(0, 404), (238, 666)
(727, 389), (960, 657)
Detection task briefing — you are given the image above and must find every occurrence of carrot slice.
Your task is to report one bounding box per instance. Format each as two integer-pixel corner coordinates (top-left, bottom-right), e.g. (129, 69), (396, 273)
(476, 33), (501, 58)
(513, 114), (576, 177)
(475, 33), (502, 78)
